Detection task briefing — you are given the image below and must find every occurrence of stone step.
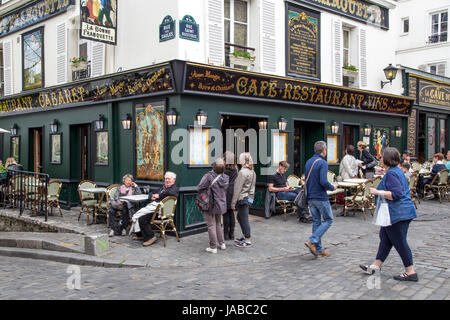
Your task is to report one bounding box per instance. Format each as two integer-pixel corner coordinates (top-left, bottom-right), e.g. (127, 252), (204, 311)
(0, 236), (85, 255)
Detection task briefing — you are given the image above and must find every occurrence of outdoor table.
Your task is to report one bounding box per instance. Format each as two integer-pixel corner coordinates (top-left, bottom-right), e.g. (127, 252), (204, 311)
(120, 194), (149, 203)
(79, 187), (107, 225)
(343, 178), (367, 184)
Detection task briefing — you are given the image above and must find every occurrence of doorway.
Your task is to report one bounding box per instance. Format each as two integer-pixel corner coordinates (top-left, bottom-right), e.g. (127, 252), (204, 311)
(30, 128), (43, 173)
(342, 124), (359, 155)
(70, 124), (92, 181)
(293, 120), (325, 176)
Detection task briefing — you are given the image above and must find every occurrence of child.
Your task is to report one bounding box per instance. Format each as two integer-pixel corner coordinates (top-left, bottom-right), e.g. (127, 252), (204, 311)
(401, 162), (412, 179)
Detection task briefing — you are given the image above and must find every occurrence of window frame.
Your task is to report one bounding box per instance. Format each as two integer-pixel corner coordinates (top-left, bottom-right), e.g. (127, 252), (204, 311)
(401, 17), (409, 35)
(428, 62), (447, 76)
(429, 10), (448, 43)
(224, 0), (250, 67)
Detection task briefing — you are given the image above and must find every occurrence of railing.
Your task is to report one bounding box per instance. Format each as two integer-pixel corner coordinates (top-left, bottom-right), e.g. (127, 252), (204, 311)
(72, 61), (91, 81)
(428, 33), (448, 44)
(225, 42), (256, 69)
(1, 169), (49, 221)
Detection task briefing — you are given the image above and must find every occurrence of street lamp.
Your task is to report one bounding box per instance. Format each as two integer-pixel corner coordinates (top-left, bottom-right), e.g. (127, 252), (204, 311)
(95, 114), (105, 130)
(121, 114), (132, 130)
(380, 64), (398, 89)
(394, 126), (402, 138)
(50, 119), (59, 133)
(258, 119), (268, 130)
(277, 117), (287, 131)
(10, 123), (18, 136)
(363, 123), (372, 136)
(166, 109), (177, 126)
(196, 109), (207, 126)
(331, 121), (339, 134)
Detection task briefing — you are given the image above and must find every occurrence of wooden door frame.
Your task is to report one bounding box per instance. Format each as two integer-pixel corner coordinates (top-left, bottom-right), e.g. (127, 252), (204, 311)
(29, 127), (44, 173)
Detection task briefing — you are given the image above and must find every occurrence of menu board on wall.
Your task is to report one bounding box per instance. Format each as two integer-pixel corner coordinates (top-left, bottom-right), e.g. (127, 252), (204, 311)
(286, 5), (320, 80)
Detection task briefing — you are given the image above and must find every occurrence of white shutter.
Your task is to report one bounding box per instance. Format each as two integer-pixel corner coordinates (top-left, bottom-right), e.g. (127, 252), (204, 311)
(260, 0), (276, 73)
(207, 0), (224, 65)
(3, 40), (13, 96)
(90, 41), (105, 77)
(332, 19), (343, 85)
(358, 27), (368, 88)
(437, 63), (446, 76)
(56, 22), (67, 84)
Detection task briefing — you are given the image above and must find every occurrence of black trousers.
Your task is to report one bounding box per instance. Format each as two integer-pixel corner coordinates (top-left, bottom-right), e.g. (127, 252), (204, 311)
(138, 213), (155, 242)
(109, 206), (130, 233)
(237, 202), (251, 239)
(223, 209), (235, 238)
(376, 220), (414, 268)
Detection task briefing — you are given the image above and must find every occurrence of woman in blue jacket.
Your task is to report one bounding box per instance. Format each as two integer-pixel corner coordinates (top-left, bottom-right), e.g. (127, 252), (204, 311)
(360, 147), (418, 282)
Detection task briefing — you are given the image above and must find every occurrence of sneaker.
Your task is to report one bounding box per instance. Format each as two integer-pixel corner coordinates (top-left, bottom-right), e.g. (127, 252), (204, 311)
(220, 243), (226, 250)
(206, 247), (217, 253)
(235, 241), (252, 248)
(109, 230), (115, 237)
(121, 229), (127, 236)
(234, 237), (245, 244)
(143, 237), (157, 247)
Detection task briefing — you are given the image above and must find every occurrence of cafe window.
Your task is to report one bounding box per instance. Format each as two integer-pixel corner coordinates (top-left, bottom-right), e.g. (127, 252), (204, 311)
(343, 29), (350, 67)
(429, 62), (446, 76)
(401, 17), (409, 34)
(224, 0), (250, 68)
(429, 10), (448, 44)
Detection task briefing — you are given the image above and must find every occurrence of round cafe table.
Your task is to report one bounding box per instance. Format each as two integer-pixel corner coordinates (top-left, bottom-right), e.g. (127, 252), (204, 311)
(343, 178), (368, 184)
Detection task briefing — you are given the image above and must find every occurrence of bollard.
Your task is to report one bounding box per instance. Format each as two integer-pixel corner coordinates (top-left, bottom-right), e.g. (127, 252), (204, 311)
(84, 234), (110, 256)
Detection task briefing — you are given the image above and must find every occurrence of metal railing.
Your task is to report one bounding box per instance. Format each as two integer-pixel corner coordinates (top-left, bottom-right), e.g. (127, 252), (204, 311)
(72, 61), (92, 81)
(2, 169), (49, 221)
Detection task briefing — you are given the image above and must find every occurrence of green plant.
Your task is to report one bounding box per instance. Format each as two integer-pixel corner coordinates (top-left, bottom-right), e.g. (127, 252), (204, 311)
(0, 164), (8, 173)
(231, 50), (255, 61)
(70, 55), (87, 64)
(343, 62), (358, 71)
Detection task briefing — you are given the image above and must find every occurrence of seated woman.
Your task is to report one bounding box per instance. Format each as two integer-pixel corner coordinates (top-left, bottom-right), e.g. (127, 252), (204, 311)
(109, 174), (141, 237)
(5, 157), (24, 172)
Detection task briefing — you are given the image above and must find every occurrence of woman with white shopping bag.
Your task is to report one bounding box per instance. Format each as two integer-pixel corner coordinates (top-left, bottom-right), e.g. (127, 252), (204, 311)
(359, 147), (418, 282)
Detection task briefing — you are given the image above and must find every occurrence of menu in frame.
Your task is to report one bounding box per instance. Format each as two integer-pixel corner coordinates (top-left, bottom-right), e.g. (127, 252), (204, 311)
(327, 135), (338, 163)
(286, 5), (320, 80)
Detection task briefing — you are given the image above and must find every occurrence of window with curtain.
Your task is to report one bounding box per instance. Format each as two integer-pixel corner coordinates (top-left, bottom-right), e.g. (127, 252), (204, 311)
(224, 0), (249, 67)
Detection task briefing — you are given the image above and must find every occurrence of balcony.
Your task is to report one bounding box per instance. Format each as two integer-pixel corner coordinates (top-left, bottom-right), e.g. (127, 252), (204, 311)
(71, 60), (91, 81)
(225, 43), (256, 72)
(428, 33), (448, 44)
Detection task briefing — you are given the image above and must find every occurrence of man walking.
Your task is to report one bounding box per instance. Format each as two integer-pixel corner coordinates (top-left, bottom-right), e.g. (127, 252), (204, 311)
(304, 141), (337, 258)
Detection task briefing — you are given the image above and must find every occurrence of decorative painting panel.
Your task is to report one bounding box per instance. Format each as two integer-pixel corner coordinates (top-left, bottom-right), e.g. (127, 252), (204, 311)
(372, 128), (390, 159)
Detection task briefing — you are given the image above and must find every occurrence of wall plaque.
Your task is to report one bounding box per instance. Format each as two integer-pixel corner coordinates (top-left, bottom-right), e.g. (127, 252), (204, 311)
(159, 15), (176, 42)
(179, 15), (199, 42)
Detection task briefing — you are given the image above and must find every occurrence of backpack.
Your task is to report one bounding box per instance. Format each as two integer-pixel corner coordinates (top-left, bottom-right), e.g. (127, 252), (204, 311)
(196, 174), (222, 211)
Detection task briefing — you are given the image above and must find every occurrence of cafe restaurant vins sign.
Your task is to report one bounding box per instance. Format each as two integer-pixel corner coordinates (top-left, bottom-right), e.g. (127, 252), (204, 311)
(408, 75), (450, 110)
(184, 63), (413, 116)
(0, 64), (174, 114)
(293, 0), (389, 30)
(0, 0), (74, 38)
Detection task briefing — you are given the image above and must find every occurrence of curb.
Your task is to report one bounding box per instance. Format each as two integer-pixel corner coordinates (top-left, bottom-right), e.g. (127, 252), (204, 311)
(0, 247), (148, 268)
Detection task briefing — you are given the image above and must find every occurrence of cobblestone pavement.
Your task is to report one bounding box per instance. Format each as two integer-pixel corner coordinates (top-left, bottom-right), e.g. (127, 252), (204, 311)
(0, 199), (449, 300)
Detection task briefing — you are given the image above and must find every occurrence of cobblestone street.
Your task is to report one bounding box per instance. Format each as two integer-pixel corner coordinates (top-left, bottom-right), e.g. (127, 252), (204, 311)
(0, 198), (449, 300)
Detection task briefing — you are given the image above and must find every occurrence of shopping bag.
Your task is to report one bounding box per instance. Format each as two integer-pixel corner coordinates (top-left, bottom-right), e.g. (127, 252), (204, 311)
(373, 196), (391, 227)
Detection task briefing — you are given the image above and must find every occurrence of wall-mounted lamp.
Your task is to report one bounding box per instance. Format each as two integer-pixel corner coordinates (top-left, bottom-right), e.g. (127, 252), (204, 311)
(258, 119), (268, 130)
(278, 117), (287, 131)
(50, 119), (59, 133)
(380, 63), (398, 89)
(196, 109), (207, 126)
(95, 114), (105, 131)
(331, 121), (339, 134)
(394, 126), (402, 138)
(10, 123), (18, 136)
(363, 123), (372, 136)
(166, 109), (177, 126)
(121, 113), (132, 130)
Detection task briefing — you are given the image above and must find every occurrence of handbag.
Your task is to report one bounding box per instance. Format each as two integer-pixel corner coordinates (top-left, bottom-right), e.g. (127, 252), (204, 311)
(295, 158), (320, 209)
(373, 196), (391, 227)
(196, 174), (222, 211)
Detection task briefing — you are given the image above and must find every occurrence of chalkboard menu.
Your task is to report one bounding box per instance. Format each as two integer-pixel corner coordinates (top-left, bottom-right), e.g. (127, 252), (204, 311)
(286, 5), (320, 80)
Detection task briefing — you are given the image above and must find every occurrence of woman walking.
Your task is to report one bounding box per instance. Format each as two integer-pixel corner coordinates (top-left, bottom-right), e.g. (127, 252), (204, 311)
(231, 153), (256, 248)
(223, 151), (238, 241)
(360, 147), (418, 281)
(197, 158), (229, 253)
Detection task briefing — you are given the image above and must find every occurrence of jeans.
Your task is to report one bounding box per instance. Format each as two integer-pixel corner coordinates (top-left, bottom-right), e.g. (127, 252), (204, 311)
(376, 220), (413, 267)
(277, 189), (305, 218)
(223, 209), (235, 238)
(308, 200), (334, 254)
(237, 201), (251, 239)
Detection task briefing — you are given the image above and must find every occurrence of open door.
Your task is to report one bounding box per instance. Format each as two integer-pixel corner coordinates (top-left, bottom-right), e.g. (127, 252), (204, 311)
(70, 124), (92, 180)
(293, 121), (325, 177)
(30, 128), (43, 173)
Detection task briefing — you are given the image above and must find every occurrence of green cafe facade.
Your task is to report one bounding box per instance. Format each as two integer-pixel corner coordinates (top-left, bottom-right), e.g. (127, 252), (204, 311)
(0, 60), (414, 236)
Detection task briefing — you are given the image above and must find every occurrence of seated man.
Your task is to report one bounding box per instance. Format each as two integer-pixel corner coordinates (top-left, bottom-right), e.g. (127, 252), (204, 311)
(130, 171), (179, 247)
(421, 153), (446, 200)
(268, 161), (311, 223)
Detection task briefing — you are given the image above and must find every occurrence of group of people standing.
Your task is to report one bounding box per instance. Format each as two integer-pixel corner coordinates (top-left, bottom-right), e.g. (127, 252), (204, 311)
(339, 141), (377, 180)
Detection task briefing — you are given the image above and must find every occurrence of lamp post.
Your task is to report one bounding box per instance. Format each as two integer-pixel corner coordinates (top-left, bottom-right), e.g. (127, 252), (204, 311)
(380, 63), (398, 89)
(166, 109), (177, 126)
(121, 114), (132, 130)
(50, 119), (59, 133)
(331, 121), (339, 134)
(95, 114), (105, 130)
(278, 117), (287, 131)
(196, 109), (207, 126)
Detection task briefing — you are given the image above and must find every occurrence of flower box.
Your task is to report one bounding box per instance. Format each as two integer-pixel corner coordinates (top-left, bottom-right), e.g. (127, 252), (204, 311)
(342, 68), (359, 78)
(71, 61), (88, 72)
(229, 55), (255, 69)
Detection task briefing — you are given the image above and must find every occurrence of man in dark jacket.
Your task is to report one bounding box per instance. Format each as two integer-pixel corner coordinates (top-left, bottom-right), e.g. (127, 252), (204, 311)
(131, 172), (179, 247)
(304, 141), (337, 258)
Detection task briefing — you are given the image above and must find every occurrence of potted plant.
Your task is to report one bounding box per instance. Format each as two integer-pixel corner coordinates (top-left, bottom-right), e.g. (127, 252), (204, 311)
(0, 164), (8, 180)
(229, 50), (256, 70)
(70, 55), (88, 71)
(342, 62), (359, 77)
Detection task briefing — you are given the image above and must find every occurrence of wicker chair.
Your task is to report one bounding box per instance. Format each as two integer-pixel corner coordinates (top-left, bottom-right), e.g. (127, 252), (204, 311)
(408, 173), (420, 209)
(77, 180), (97, 224)
(411, 162), (421, 172)
(344, 180), (373, 220)
(287, 175), (300, 188)
(150, 196), (180, 247)
(48, 179), (63, 216)
(424, 169), (449, 203)
(96, 184), (121, 227)
(326, 171), (345, 209)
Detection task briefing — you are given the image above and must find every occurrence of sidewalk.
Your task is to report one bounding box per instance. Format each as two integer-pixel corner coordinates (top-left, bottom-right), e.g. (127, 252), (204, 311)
(0, 198), (449, 269)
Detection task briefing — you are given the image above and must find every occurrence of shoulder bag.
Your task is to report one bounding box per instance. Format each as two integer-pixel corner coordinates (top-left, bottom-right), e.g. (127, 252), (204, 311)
(295, 159), (320, 209)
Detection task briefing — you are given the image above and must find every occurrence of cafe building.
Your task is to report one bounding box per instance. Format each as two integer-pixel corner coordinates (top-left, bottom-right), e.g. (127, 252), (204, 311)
(0, 0), (417, 235)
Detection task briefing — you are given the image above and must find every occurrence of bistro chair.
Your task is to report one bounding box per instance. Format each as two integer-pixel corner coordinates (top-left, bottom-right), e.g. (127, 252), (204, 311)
(97, 184), (120, 227)
(344, 180), (373, 220)
(287, 174), (300, 188)
(150, 196), (180, 247)
(77, 180), (97, 224)
(47, 179), (63, 217)
(424, 169), (449, 203)
(411, 162), (421, 172)
(408, 173), (420, 209)
(24, 175), (44, 216)
(326, 171), (345, 209)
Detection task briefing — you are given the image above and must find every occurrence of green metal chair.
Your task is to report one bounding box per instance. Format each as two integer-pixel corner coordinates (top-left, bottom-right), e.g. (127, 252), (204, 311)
(150, 196), (180, 247)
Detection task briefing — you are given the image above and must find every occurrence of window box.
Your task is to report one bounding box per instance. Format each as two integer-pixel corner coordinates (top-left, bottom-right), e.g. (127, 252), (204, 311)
(229, 54), (255, 71)
(342, 68), (359, 78)
(71, 61), (88, 72)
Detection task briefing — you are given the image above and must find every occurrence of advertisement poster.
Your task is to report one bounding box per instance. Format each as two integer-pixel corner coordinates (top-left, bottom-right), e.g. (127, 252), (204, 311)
(372, 128), (390, 159)
(80, 0), (117, 45)
(23, 28), (44, 90)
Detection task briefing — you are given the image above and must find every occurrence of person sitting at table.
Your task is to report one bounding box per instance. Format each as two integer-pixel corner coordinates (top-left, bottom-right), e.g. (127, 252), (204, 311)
(108, 174), (142, 237)
(446, 150), (450, 171)
(5, 157), (24, 172)
(130, 171), (179, 247)
(420, 153), (446, 200)
(401, 150), (411, 164)
(268, 161), (311, 223)
(401, 162), (412, 179)
(339, 145), (358, 180)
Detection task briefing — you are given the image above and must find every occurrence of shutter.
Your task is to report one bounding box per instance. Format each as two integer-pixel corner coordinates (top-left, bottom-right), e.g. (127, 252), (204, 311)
(260, 0), (276, 73)
(56, 22), (67, 84)
(3, 39), (13, 96)
(207, 0), (224, 65)
(90, 41), (105, 77)
(437, 63), (446, 76)
(358, 27), (368, 88)
(332, 19), (343, 85)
